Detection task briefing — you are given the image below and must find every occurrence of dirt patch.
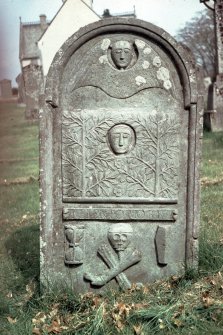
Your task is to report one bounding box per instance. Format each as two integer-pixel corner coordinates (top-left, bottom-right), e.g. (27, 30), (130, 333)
(0, 158), (38, 164)
(201, 177), (223, 186)
(0, 219), (9, 225)
(0, 176), (37, 186)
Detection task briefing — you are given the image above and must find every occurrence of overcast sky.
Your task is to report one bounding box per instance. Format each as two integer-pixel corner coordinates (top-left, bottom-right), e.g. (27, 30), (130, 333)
(0, 0), (205, 85)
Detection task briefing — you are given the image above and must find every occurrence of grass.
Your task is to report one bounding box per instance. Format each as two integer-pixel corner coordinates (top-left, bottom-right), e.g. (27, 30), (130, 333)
(201, 131), (223, 180)
(0, 103), (39, 179)
(200, 132), (223, 276)
(0, 160), (39, 180)
(0, 102), (39, 334)
(0, 102), (223, 334)
(0, 183), (39, 222)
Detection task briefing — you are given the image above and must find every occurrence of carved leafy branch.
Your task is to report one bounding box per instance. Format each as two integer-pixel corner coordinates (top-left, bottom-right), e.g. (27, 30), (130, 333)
(123, 170), (155, 196)
(62, 112), (83, 196)
(63, 111), (83, 127)
(63, 175), (82, 197)
(62, 151), (82, 173)
(63, 131), (82, 147)
(129, 152), (155, 173)
(86, 148), (114, 172)
(86, 116), (114, 144)
(86, 170), (118, 196)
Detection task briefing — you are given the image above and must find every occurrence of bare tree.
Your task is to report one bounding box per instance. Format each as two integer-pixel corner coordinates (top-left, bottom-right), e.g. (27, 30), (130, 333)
(176, 9), (215, 78)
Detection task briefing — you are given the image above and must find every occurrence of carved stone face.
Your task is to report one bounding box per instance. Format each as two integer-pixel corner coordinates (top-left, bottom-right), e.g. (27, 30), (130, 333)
(108, 223), (133, 251)
(108, 124), (135, 155)
(111, 41), (133, 70)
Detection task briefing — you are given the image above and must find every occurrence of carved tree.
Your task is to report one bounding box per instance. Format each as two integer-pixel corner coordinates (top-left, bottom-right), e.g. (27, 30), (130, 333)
(131, 112), (179, 198)
(62, 112), (83, 197)
(62, 110), (179, 199)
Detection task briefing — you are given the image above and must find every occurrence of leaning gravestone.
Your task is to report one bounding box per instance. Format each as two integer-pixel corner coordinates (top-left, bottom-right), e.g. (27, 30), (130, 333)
(40, 19), (203, 292)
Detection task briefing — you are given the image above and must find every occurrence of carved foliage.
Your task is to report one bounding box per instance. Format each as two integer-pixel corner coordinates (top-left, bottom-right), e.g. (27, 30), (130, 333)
(62, 110), (179, 199)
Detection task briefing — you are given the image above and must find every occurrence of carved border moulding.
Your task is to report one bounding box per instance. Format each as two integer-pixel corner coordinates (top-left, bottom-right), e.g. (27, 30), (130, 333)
(84, 223), (142, 289)
(63, 208), (178, 222)
(63, 197), (178, 204)
(155, 225), (172, 266)
(64, 224), (85, 265)
(62, 109), (180, 203)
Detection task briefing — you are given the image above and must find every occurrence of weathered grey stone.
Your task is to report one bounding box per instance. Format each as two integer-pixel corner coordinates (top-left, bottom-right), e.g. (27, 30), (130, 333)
(23, 64), (43, 119)
(16, 73), (26, 103)
(155, 225), (172, 265)
(0, 79), (12, 99)
(40, 18), (203, 292)
(206, 74), (223, 131)
(203, 0), (223, 131)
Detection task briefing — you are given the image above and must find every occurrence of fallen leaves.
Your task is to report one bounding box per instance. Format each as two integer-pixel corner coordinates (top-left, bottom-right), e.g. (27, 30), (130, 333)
(4, 271), (223, 334)
(32, 305), (69, 334)
(133, 324), (143, 334)
(202, 291), (214, 308)
(32, 311), (47, 326)
(24, 281), (36, 302)
(44, 319), (69, 334)
(112, 302), (130, 331)
(32, 328), (41, 335)
(6, 316), (17, 324)
(112, 301), (149, 332)
(158, 318), (165, 329)
(173, 318), (183, 327)
(6, 291), (13, 298)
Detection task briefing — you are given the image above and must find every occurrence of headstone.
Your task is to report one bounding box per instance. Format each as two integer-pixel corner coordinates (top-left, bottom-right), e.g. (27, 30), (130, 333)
(208, 74), (223, 131)
(23, 64), (43, 119)
(0, 79), (13, 99)
(205, 0), (223, 131)
(16, 73), (26, 104)
(40, 18), (203, 292)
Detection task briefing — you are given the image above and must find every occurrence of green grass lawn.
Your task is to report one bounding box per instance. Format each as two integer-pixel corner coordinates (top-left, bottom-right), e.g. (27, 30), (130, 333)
(0, 102), (223, 335)
(0, 103), (39, 334)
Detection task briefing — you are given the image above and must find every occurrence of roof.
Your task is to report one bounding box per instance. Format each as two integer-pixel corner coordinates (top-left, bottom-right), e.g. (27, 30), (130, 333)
(19, 21), (50, 60)
(102, 8), (136, 19)
(38, 0), (100, 43)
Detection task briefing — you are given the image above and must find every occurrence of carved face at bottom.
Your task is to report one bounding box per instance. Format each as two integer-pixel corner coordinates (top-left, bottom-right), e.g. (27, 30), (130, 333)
(108, 223), (133, 251)
(108, 124), (135, 155)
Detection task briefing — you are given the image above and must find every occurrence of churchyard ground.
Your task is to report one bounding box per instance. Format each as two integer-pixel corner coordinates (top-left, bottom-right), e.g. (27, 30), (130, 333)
(0, 102), (223, 334)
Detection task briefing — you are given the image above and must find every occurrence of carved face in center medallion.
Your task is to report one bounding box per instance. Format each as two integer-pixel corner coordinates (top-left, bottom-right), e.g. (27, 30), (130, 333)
(108, 124), (135, 155)
(108, 223), (133, 251)
(111, 40), (134, 70)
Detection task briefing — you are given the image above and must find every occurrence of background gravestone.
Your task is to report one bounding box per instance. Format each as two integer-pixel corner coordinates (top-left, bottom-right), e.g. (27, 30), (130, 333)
(0, 79), (13, 99)
(40, 18), (203, 292)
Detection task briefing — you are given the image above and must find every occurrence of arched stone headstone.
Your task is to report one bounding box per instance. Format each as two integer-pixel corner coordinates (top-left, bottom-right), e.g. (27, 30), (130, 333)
(40, 19), (203, 292)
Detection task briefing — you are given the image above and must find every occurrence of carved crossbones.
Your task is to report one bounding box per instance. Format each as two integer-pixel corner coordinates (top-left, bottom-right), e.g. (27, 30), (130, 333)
(84, 223), (142, 289)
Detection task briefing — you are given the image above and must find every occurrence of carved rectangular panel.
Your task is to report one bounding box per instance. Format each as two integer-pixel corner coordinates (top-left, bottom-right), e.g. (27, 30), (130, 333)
(62, 109), (179, 202)
(63, 208), (177, 221)
(64, 224), (85, 265)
